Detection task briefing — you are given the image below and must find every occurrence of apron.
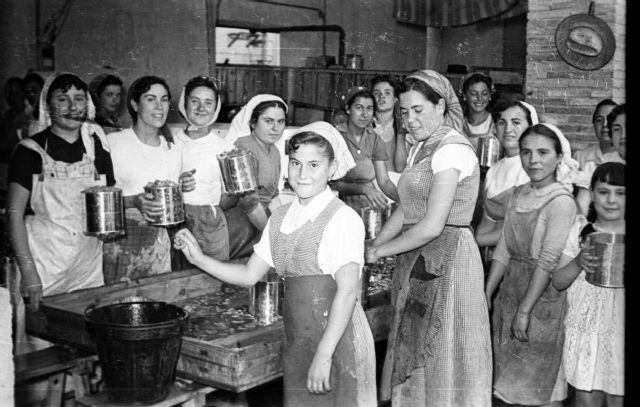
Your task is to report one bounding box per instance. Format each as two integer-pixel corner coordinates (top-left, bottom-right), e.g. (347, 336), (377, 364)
(21, 136), (105, 295)
(270, 199), (377, 407)
(492, 187), (571, 405)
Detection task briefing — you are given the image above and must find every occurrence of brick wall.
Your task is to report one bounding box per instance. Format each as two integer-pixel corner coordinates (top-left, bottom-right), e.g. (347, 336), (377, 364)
(525, 0), (625, 152)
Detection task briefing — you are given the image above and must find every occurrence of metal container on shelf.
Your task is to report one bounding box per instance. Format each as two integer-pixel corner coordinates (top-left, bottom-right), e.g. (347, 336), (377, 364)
(82, 186), (125, 238)
(345, 54), (364, 70)
(217, 149), (259, 194)
(585, 232), (625, 288)
(249, 271), (283, 326)
(143, 180), (185, 226)
(477, 134), (502, 168)
(361, 206), (387, 240)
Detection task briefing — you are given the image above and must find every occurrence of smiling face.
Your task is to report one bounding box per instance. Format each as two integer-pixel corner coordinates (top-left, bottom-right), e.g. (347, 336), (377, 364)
(591, 180), (625, 223)
(131, 83), (170, 129)
(610, 112), (626, 159)
(288, 143), (336, 205)
(496, 105), (530, 156)
(464, 81), (491, 114)
(372, 81), (396, 113)
(519, 134), (562, 188)
(399, 89), (445, 142)
(99, 84), (123, 115)
(252, 106), (286, 145)
(347, 96), (375, 130)
(48, 85), (87, 132)
(186, 86), (217, 128)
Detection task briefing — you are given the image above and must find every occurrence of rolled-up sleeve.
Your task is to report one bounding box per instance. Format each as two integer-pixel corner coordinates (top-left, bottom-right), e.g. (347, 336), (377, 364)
(536, 196), (577, 274)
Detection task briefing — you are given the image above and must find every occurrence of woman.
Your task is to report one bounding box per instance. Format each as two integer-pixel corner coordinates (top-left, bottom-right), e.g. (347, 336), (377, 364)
(575, 103), (626, 216)
(475, 100), (538, 268)
(173, 76), (234, 262)
(103, 75), (194, 284)
(366, 70), (491, 406)
(370, 75), (406, 177)
(485, 123), (580, 406)
(7, 72), (114, 311)
(222, 94), (288, 259)
(332, 86), (399, 213)
(460, 72), (495, 151)
(552, 162), (625, 407)
(175, 121), (376, 406)
(89, 73), (129, 133)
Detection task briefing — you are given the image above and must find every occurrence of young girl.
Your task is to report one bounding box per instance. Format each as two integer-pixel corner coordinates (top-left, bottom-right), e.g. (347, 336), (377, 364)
(175, 121), (377, 406)
(552, 162), (625, 407)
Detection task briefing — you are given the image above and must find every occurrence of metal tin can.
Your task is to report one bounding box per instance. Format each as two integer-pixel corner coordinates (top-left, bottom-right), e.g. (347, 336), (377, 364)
(217, 150), (259, 194)
(477, 135), (502, 168)
(82, 186), (125, 238)
(143, 180), (185, 226)
(249, 271), (283, 326)
(361, 207), (387, 240)
(585, 232), (625, 288)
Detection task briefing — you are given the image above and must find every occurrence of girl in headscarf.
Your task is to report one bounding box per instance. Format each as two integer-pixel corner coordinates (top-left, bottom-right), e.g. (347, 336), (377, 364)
(89, 73), (129, 133)
(485, 123), (580, 406)
(172, 76), (234, 262)
(7, 72), (114, 311)
(331, 86), (399, 214)
(365, 70), (492, 406)
(222, 94), (288, 259)
(103, 75), (195, 284)
(175, 121), (377, 407)
(475, 100), (539, 268)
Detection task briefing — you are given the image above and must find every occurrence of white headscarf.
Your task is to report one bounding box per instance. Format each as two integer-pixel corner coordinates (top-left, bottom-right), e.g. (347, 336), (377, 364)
(31, 71), (108, 157)
(519, 101), (539, 125)
(292, 121), (356, 181)
(539, 122), (581, 192)
(177, 78), (222, 132)
(226, 94), (288, 145)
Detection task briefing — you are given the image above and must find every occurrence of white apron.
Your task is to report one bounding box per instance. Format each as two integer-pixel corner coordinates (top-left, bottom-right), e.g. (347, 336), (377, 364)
(20, 135), (105, 295)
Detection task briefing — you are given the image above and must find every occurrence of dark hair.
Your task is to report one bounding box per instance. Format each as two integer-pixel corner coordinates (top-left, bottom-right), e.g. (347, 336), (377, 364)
(398, 77), (443, 106)
(184, 76), (218, 109)
(461, 72), (493, 94)
(249, 100), (287, 128)
(592, 98), (617, 123)
(126, 75), (171, 122)
(287, 131), (335, 161)
(519, 124), (563, 154)
(344, 88), (377, 112)
(606, 103), (625, 137)
(46, 73), (89, 105)
(4, 77), (23, 94)
(494, 100), (534, 126)
(370, 75), (398, 97)
(586, 161), (626, 222)
(23, 72), (45, 88)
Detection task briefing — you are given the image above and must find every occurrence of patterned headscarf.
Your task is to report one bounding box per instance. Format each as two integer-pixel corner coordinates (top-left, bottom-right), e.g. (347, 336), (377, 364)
(540, 122), (581, 192)
(406, 70), (464, 134)
(292, 121), (356, 181)
(226, 94), (288, 145)
(177, 78), (222, 132)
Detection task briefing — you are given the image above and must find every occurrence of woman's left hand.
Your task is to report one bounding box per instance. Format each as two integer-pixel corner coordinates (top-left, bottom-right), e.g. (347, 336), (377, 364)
(180, 169), (196, 192)
(511, 310), (530, 342)
(307, 352), (332, 394)
(365, 245), (380, 264)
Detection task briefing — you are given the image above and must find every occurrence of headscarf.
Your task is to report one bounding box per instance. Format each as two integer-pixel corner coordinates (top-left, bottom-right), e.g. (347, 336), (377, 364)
(177, 79), (222, 132)
(406, 70), (464, 134)
(291, 121), (356, 181)
(540, 122), (581, 192)
(519, 101), (539, 125)
(31, 72), (107, 156)
(226, 94), (288, 145)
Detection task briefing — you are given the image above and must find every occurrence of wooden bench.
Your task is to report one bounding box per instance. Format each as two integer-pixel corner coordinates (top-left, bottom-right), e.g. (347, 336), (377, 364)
(75, 381), (216, 407)
(14, 345), (98, 407)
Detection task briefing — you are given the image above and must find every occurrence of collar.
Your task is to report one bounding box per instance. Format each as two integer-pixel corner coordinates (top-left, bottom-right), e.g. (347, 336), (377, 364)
(285, 187), (335, 226)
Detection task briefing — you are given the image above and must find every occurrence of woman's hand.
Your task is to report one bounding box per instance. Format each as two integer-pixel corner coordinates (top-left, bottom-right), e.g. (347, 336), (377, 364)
(179, 169), (197, 192)
(138, 193), (165, 223)
(574, 246), (600, 274)
(307, 352), (332, 394)
(174, 228), (204, 265)
(22, 270), (43, 311)
(362, 185), (389, 209)
(511, 310), (530, 342)
(365, 245), (380, 264)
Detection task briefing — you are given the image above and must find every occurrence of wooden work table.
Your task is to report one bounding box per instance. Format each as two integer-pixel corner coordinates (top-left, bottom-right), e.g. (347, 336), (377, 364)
(25, 268), (392, 394)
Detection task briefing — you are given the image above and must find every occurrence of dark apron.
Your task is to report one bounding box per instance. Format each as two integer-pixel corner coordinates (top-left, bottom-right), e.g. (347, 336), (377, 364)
(282, 274), (360, 407)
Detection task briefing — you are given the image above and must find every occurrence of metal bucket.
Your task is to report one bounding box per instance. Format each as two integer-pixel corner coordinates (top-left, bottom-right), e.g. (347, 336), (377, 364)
(585, 232), (625, 288)
(361, 207), (387, 240)
(217, 150), (259, 194)
(82, 186), (125, 238)
(249, 271), (283, 325)
(477, 135), (502, 168)
(143, 180), (185, 226)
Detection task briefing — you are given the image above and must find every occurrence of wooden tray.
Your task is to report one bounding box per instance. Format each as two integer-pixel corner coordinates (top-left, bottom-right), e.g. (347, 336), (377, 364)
(26, 269), (391, 393)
